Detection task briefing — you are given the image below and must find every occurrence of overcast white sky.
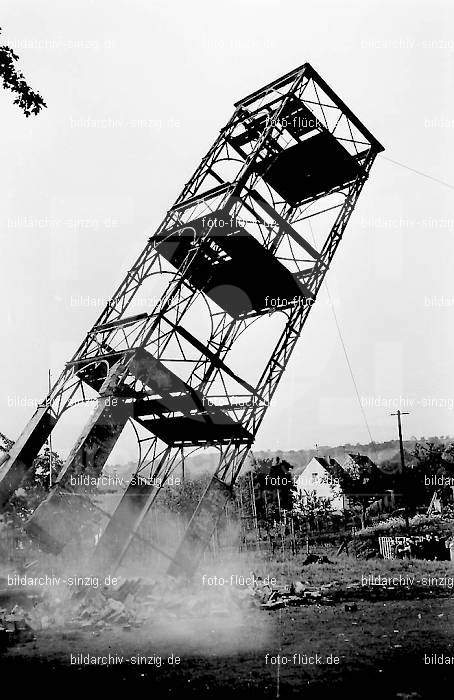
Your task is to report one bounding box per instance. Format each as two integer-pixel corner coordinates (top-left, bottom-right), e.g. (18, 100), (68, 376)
(1, 0), (454, 459)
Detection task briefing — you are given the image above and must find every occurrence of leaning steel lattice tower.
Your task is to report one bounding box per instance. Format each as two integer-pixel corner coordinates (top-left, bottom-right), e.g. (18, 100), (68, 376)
(0, 63), (383, 576)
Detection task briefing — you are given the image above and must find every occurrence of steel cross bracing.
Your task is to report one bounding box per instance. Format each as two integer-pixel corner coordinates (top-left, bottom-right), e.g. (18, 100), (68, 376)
(166, 149), (378, 577)
(0, 63), (383, 574)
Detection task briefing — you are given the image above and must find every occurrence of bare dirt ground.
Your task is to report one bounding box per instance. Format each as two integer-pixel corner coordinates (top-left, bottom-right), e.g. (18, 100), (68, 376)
(2, 596), (454, 697)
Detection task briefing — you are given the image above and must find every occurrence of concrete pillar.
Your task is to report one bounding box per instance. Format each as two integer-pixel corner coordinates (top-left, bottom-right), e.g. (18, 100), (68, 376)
(89, 476), (159, 576)
(0, 406), (56, 509)
(167, 476), (232, 578)
(25, 361), (131, 553)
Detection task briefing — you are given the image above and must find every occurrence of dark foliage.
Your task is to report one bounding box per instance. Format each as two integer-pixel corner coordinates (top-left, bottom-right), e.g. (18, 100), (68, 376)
(2, 445), (62, 526)
(239, 457), (296, 526)
(0, 27), (46, 116)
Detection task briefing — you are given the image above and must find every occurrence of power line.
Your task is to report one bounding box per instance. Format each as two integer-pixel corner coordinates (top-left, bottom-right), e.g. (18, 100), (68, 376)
(324, 282), (375, 445)
(381, 155), (454, 192)
(300, 153), (451, 452)
(308, 221), (375, 445)
(307, 149), (454, 445)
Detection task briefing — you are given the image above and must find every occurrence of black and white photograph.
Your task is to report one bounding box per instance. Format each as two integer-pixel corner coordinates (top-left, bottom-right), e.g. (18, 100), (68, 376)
(1, 1), (454, 696)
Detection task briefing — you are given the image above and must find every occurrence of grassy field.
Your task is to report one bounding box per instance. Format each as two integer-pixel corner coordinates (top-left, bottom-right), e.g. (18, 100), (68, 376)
(197, 548), (454, 595)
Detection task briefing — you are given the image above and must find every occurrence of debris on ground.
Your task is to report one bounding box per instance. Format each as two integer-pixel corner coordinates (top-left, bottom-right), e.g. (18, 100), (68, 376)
(0, 605), (35, 647)
(302, 554), (333, 565)
(3, 572), (341, 636)
(3, 560), (453, 645)
(21, 576), (252, 634)
(344, 603), (358, 612)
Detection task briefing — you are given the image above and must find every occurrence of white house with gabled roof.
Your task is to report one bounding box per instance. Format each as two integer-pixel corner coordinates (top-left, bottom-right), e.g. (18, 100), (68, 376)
(294, 456), (348, 511)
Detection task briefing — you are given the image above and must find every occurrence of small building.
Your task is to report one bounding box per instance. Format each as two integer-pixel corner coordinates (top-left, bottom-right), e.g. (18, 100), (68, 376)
(294, 456), (348, 511)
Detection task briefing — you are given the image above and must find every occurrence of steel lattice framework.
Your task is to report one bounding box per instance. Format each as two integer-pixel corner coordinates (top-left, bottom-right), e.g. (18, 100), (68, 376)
(0, 63), (383, 576)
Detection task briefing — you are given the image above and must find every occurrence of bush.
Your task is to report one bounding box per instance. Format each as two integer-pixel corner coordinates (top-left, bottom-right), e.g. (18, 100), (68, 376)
(358, 514), (454, 538)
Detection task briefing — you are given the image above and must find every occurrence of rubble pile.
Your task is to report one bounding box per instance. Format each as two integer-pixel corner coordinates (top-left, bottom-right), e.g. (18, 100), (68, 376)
(11, 573), (354, 635)
(21, 576), (259, 633)
(257, 577), (341, 610)
(4, 567), (447, 649)
(25, 578), (148, 632)
(1, 573), (370, 642)
(5, 568), (448, 645)
(0, 605), (35, 647)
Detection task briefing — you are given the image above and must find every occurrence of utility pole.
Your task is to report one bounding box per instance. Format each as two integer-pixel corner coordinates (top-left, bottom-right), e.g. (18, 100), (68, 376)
(47, 369), (53, 489)
(390, 410), (410, 529)
(249, 469), (261, 549)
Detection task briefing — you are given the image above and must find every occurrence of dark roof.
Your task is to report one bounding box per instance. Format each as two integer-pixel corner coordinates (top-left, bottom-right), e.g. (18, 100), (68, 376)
(323, 457), (348, 481)
(345, 453), (376, 468)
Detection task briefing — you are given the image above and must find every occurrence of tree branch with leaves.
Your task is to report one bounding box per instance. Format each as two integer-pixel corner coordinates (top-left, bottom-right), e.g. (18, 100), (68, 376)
(0, 27), (46, 116)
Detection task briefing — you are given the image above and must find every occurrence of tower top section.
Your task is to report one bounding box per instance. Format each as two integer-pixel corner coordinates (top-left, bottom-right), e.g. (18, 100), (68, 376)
(234, 62), (384, 156)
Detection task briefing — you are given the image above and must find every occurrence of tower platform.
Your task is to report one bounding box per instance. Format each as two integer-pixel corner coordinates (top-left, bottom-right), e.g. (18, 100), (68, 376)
(156, 214), (313, 317)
